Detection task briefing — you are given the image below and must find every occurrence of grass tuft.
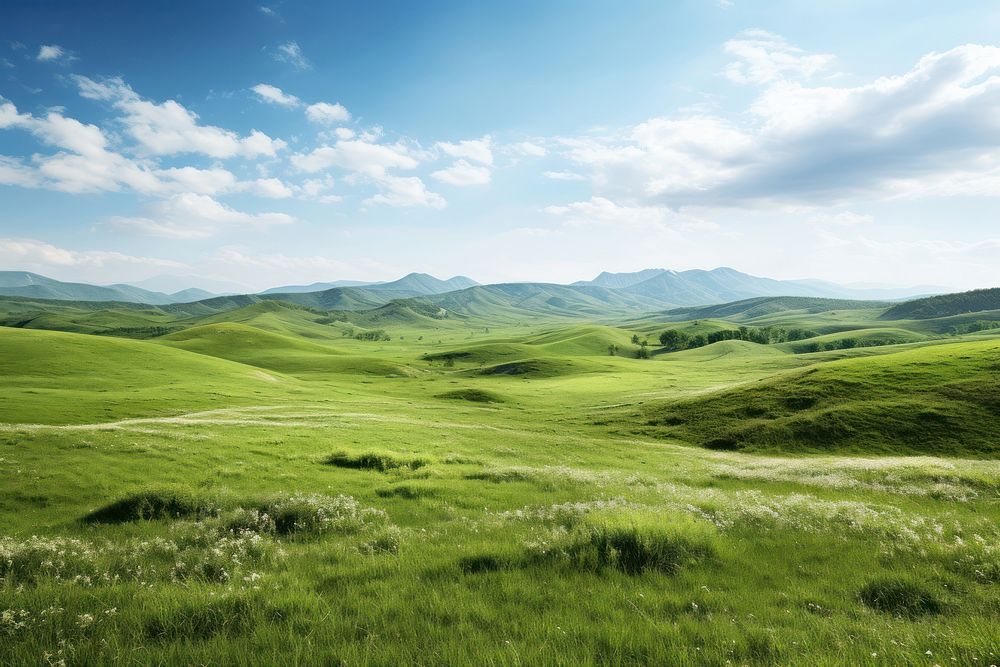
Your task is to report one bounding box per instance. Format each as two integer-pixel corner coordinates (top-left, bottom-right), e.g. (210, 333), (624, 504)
(459, 554), (507, 574)
(529, 513), (716, 575)
(858, 576), (942, 616)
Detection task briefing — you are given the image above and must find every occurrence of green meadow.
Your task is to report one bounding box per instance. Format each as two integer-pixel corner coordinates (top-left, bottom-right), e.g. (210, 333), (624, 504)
(2, 291), (1000, 665)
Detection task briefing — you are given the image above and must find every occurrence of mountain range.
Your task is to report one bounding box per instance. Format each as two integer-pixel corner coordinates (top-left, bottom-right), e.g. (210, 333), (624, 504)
(0, 267), (943, 312)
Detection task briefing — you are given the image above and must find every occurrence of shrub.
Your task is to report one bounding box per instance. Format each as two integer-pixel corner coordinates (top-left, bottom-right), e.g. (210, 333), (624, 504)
(435, 388), (504, 403)
(360, 526), (402, 555)
(324, 452), (427, 472)
(376, 485), (435, 499)
(83, 489), (217, 524)
(859, 577), (941, 616)
(459, 554), (506, 574)
(229, 493), (387, 536)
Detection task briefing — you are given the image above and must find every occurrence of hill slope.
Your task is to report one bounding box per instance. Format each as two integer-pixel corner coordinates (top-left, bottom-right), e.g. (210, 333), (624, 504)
(661, 296), (889, 321)
(640, 339), (1000, 456)
(880, 288), (1000, 320)
(0, 326), (291, 423)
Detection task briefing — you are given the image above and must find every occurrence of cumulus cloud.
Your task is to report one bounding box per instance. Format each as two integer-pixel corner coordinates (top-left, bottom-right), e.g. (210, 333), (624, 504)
(723, 30), (834, 84)
(244, 177), (295, 199)
(432, 160), (491, 186)
(291, 139), (419, 175)
(156, 166), (237, 195)
(364, 174), (446, 209)
(509, 141), (547, 157)
(273, 41), (310, 70)
(0, 98), (165, 194)
(111, 193), (295, 239)
(436, 136), (493, 165)
(74, 75), (286, 158)
(251, 83), (301, 107)
(0, 238), (183, 272)
(0, 156), (41, 187)
(306, 101), (351, 124)
(556, 42), (1000, 208)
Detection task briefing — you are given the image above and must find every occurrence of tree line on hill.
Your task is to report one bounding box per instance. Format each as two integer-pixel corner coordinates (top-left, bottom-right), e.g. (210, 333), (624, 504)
(656, 325), (819, 352)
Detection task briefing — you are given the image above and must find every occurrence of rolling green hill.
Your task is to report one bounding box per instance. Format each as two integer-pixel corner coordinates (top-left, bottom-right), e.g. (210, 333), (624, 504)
(641, 339), (1000, 456)
(0, 326), (292, 423)
(159, 323), (414, 376)
(428, 283), (670, 320)
(662, 296), (889, 321)
(880, 287), (1000, 320)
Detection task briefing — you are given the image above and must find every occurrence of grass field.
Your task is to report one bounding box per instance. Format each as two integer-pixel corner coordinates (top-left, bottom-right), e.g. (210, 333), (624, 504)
(1, 294), (999, 665)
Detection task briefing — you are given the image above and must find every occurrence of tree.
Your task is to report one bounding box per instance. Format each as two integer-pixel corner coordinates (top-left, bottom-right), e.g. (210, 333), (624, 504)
(636, 346), (649, 359)
(658, 329), (690, 351)
(608, 344), (619, 356)
(631, 334), (640, 345)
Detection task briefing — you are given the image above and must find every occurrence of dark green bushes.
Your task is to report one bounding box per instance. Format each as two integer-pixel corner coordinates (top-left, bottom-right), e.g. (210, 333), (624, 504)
(83, 489), (216, 523)
(324, 451), (427, 472)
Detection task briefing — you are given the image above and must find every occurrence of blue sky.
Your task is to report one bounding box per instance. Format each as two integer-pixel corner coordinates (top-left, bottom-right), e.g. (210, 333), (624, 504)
(2, 0), (1000, 291)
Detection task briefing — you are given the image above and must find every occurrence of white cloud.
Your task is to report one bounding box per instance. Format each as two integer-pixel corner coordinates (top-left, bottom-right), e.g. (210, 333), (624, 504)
(544, 170), (585, 181)
(0, 238), (183, 272)
(509, 141), (547, 157)
(808, 211), (873, 227)
(544, 196), (696, 232)
(436, 136), (493, 165)
(432, 160), (491, 186)
(306, 102), (351, 124)
(0, 99), (166, 194)
(156, 166), (237, 195)
(0, 156), (41, 187)
(210, 247), (395, 289)
(365, 175), (446, 209)
(37, 44), (72, 62)
(555, 43), (1000, 208)
(74, 75), (286, 158)
(245, 177), (294, 199)
(251, 83), (301, 107)
(274, 41), (310, 70)
(111, 193), (295, 239)
(723, 30), (834, 85)
(334, 127), (355, 140)
(291, 139), (418, 175)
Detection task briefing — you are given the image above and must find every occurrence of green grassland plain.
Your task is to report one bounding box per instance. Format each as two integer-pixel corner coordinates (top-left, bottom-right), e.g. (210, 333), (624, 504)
(1, 294), (999, 665)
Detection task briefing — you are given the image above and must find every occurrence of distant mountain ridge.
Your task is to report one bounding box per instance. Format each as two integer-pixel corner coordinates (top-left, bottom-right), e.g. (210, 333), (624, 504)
(262, 273), (477, 296)
(573, 269), (668, 289)
(578, 267), (940, 304)
(0, 271), (213, 305)
(0, 267), (939, 310)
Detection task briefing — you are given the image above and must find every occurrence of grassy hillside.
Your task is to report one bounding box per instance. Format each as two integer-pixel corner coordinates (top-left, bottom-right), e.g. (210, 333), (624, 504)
(2, 303), (1000, 664)
(881, 287), (1000, 319)
(663, 296), (889, 321)
(430, 283), (669, 320)
(0, 326), (292, 423)
(641, 339), (1000, 456)
(160, 323), (415, 377)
